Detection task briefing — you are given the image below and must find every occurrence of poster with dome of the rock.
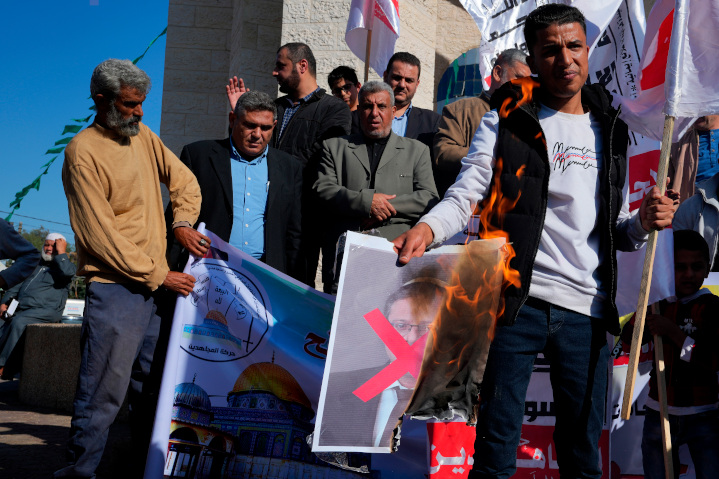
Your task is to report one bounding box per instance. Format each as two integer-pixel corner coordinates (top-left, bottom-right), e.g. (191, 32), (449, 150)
(145, 225), (430, 479)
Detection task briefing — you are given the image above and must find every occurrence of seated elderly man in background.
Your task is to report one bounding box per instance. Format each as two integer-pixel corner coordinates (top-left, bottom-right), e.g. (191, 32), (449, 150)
(0, 232), (75, 379)
(314, 80), (439, 293)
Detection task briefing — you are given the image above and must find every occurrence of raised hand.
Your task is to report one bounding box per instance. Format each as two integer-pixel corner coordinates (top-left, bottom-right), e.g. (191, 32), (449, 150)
(226, 76), (249, 110)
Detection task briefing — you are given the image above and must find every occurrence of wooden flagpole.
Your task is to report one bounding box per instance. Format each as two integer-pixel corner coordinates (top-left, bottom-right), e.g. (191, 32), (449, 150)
(364, 0), (375, 83)
(364, 28), (373, 83)
(621, 114), (674, 423)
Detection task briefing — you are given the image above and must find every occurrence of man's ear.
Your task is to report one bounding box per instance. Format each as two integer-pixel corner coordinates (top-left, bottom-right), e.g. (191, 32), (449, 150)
(491, 64), (503, 84)
(298, 59), (308, 74)
(229, 111), (236, 129)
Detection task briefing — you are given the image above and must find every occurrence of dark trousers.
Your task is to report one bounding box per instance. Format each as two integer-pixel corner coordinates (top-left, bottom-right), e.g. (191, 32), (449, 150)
(54, 282), (162, 479)
(469, 298), (609, 479)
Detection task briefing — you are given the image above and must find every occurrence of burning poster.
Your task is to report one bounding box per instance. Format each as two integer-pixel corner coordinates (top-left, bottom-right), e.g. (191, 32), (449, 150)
(314, 232), (509, 454)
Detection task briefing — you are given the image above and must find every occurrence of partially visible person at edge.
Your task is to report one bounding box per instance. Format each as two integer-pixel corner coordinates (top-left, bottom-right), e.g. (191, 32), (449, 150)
(226, 42), (351, 286)
(433, 48), (531, 197)
(674, 165), (719, 271)
(328, 65), (362, 111)
(392, 5), (676, 478)
(55, 59), (204, 479)
(669, 115), (719, 202)
(0, 219), (40, 291)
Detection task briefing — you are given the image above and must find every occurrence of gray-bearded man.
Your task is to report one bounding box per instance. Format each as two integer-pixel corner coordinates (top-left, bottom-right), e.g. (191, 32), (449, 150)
(56, 59), (204, 479)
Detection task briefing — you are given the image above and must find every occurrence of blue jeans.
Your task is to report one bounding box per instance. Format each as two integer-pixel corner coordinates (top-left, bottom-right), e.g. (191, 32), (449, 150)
(469, 298), (609, 479)
(642, 408), (719, 479)
(54, 282), (162, 479)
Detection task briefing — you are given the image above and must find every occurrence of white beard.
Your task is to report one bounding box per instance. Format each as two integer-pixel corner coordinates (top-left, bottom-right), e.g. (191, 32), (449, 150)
(41, 252), (54, 262)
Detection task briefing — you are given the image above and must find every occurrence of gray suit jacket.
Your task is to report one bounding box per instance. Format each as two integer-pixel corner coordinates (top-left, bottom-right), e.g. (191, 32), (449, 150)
(314, 132), (439, 242)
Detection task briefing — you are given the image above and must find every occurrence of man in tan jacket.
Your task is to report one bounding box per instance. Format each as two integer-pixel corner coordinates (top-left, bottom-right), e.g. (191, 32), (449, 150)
(56, 59), (205, 479)
(670, 115), (719, 202)
(433, 49), (530, 197)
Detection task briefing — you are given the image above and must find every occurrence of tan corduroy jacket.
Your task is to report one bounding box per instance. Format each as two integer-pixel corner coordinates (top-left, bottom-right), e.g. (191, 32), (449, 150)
(62, 121), (201, 291)
(669, 127), (699, 203)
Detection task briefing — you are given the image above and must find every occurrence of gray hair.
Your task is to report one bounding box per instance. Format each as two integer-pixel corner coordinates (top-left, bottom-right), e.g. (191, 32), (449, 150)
(358, 81), (395, 107)
(233, 90), (277, 121)
(90, 59), (151, 100)
(494, 48), (528, 68)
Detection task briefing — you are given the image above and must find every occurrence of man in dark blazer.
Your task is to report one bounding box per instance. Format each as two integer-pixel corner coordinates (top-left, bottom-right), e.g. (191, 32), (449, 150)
(167, 91), (303, 279)
(350, 52), (441, 154)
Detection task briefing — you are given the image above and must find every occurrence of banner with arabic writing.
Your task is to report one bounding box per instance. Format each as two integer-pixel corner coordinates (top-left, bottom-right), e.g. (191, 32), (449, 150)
(145, 225), (370, 478)
(146, 226), (446, 478)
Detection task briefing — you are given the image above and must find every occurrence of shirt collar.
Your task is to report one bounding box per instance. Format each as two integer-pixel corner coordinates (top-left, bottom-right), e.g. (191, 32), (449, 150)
(229, 137), (269, 164)
(395, 102), (412, 120)
(285, 86), (321, 107)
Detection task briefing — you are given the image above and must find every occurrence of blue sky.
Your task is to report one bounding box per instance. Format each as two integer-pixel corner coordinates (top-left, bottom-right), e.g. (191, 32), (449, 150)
(1, 0), (170, 242)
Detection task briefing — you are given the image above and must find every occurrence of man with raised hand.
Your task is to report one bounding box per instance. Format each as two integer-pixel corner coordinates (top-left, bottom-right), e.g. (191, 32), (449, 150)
(227, 43), (351, 286)
(56, 59), (203, 479)
(392, 5), (675, 478)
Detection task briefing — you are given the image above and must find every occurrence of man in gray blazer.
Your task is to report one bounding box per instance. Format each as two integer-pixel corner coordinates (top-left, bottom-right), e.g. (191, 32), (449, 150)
(314, 81), (439, 292)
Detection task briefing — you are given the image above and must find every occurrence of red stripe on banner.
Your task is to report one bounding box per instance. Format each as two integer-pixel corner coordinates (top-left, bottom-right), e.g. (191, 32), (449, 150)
(640, 9), (674, 91)
(352, 308), (427, 402)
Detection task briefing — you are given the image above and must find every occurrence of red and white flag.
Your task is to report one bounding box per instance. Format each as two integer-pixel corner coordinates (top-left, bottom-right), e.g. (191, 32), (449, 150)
(345, 0), (400, 77)
(617, 0), (719, 141)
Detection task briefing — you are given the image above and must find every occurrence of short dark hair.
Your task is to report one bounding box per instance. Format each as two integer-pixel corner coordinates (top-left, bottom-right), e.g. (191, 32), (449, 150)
(674, 229), (710, 265)
(494, 48), (528, 68)
(524, 4), (587, 53)
(328, 65), (359, 87)
(233, 90), (277, 121)
(278, 42), (316, 77)
(385, 51), (421, 80)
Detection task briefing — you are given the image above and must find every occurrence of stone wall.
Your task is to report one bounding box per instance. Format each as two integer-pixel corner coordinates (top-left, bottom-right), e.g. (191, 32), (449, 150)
(161, 0), (233, 155)
(161, 0), (480, 153)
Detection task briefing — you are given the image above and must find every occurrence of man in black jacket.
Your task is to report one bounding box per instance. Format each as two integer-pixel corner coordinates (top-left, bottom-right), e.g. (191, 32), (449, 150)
(227, 43), (351, 285)
(167, 91), (302, 279)
(393, 5), (676, 478)
(350, 52), (440, 154)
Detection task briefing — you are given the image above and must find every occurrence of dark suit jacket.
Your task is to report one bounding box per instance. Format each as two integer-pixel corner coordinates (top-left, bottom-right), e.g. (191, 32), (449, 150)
(166, 139), (303, 278)
(318, 366), (391, 448)
(351, 105), (441, 152)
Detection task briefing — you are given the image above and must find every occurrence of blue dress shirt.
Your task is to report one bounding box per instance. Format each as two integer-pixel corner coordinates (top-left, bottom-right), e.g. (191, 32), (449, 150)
(696, 129), (719, 183)
(391, 103), (412, 137)
(228, 139), (269, 259)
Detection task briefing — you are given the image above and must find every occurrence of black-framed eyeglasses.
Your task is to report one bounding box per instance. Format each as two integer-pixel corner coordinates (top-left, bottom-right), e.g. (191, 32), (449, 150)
(391, 322), (431, 335)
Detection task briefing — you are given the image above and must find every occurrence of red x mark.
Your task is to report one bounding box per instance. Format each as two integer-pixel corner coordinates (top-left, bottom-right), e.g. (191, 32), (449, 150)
(352, 308), (427, 402)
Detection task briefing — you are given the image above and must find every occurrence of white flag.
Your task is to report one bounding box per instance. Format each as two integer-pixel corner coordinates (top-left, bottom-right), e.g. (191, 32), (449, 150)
(617, 0), (719, 141)
(345, 0), (400, 77)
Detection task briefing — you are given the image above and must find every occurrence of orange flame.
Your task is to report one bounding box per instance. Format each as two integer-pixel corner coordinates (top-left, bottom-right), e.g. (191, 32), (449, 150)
(427, 78), (537, 371)
(499, 77), (540, 119)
